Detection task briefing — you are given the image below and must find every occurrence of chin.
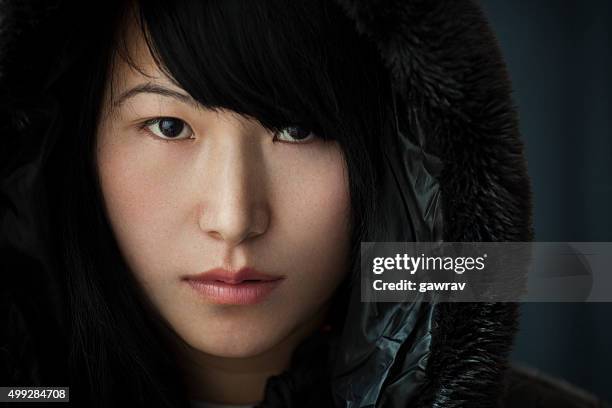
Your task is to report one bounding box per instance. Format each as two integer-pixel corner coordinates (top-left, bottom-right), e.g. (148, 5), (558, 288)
(184, 322), (290, 359)
(206, 343), (271, 358)
(194, 335), (281, 358)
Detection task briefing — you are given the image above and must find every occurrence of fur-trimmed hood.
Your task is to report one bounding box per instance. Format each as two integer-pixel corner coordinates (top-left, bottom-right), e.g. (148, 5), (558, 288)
(1, 1), (535, 407)
(328, 1), (533, 407)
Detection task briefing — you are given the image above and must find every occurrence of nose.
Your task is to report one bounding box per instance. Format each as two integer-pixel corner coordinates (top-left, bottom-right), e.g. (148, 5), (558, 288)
(198, 125), (270, 248)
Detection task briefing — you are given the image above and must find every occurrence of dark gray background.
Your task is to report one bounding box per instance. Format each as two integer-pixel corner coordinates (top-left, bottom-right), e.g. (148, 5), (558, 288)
(479, 0), (612, 401)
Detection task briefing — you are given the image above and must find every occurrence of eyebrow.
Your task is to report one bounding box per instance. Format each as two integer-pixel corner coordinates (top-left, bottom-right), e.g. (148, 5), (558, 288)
(113, 82), (201, 109)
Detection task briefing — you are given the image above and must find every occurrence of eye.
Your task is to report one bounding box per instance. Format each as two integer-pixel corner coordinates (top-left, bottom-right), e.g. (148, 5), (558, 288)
(142, 117), (194, 141)
(274, 125), (316, 143)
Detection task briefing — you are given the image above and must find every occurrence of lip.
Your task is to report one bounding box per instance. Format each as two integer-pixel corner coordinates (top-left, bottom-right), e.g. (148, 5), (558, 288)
(183, 267), (284, 305)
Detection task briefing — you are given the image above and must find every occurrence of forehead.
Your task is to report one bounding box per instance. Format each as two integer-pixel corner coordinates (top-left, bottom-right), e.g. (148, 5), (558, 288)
(109, 14), (177, 96)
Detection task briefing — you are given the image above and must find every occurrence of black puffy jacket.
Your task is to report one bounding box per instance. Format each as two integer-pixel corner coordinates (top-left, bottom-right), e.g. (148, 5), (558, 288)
(0, 1), (609, 407)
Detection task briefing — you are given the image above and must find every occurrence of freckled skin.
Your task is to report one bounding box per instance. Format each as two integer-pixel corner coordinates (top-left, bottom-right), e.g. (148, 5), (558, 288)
(95, 19), (352, 371)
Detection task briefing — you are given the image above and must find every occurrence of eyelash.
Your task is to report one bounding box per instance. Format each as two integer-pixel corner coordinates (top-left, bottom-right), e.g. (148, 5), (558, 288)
(137, 117), (317, 144)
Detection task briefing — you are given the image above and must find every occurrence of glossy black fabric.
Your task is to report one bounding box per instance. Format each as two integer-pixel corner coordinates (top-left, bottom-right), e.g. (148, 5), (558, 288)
(1, 1), (608, 408)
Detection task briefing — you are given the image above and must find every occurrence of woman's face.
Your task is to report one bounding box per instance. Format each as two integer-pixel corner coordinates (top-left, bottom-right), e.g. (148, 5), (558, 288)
(95, 22), (351, 358)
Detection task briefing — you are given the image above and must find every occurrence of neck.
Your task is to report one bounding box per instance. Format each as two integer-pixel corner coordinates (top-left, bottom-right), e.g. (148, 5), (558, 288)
(175, 304), (329, 405)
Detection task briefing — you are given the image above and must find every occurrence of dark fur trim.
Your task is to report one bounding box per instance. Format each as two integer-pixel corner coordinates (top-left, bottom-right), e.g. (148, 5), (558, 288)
(334, 1), (534, 407)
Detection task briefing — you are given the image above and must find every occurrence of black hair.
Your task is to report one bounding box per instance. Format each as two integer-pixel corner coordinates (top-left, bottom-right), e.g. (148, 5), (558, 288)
(40, 0), (396, 406)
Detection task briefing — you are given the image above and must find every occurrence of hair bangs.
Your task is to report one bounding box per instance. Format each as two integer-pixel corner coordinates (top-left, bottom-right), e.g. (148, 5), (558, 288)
(125, 0), (387, 141)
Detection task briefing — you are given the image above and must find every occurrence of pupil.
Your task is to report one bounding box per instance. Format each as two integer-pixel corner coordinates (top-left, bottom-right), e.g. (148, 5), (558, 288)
(159, 118), (183, 138)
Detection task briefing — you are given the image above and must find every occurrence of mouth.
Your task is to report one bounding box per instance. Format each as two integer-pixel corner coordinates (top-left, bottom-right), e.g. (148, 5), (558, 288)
(185, 278), (284, 305)
(183, 267), (285, 305)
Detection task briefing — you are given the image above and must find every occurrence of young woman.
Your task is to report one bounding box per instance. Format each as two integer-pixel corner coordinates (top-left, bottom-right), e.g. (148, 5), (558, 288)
(1, 0), (608, 407)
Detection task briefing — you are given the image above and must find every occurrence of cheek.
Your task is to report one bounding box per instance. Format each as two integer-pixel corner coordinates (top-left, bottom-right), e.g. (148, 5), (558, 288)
(270, 145), (352, 299)
(95, 134), (186, 279)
